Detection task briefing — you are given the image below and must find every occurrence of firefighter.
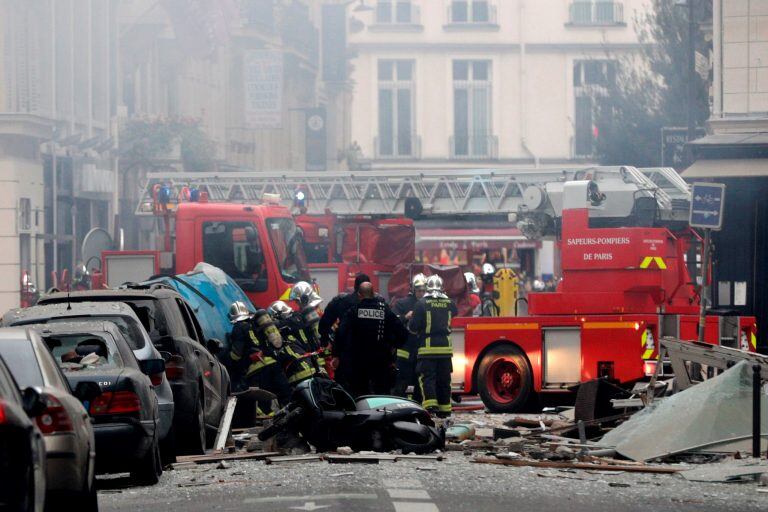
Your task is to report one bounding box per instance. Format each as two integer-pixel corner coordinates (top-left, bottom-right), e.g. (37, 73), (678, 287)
(318, 273), (371, 348)
(334, 282), (407, 397)
(288, 281), (328, 371)
(391, 273), (427, 400)
(408, 275), (458, 417)
(228, 301), (291, 406)
(465, 272), (481, 313)
(268, 300), (317, 385)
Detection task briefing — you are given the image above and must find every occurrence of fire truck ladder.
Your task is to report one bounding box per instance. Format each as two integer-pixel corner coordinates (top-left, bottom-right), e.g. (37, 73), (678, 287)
(136, 167), (689, 217)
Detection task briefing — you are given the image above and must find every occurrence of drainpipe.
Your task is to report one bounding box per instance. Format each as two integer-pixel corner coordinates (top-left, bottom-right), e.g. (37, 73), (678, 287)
(519, 0), (540, 167)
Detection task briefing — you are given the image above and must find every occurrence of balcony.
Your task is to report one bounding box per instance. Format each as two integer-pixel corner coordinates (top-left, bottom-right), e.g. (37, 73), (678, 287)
(375, 134), (421, 160)
(445, 1), (499, 30)
(450, 134), (498, 160)
(567, 1), (625, 27)
(370, 2), (423, 32)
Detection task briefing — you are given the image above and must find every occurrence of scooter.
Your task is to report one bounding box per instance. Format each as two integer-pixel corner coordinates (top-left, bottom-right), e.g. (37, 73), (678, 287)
(258, 376), (445, 454)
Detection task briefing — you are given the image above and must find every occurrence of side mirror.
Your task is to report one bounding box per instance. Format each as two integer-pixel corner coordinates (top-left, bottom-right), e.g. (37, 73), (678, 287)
(139, 358), (166, 376)
(73, 381), (102, 403)
(21, 387), (46, 418)
(206, 338), (223, 355)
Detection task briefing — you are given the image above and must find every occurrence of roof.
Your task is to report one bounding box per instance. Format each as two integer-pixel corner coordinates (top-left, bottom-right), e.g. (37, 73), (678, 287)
(38, 288), (174, 304)
(3, 301), (139, 325)
(682, 158), (768, 179)
(31, 321), (114, 335)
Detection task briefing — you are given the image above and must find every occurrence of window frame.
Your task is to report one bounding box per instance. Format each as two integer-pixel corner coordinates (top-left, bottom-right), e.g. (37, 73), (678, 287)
(377, 59), (417, 159)
(452, 59), (494, 159)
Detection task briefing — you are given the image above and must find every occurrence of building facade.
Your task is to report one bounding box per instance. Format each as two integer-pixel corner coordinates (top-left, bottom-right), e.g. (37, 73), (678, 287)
(687, 0), (768, 351)
(0, 0), (118, 312)
(347, 0), (651, 170)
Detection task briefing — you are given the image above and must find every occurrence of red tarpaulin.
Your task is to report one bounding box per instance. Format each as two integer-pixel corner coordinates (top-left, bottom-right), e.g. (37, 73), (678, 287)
(387, 264), (473, 317)
(342, 221), (415, 266)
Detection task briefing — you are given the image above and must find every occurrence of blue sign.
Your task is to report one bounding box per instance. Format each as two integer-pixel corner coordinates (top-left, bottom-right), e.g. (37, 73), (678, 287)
(689, 182), (726, 230)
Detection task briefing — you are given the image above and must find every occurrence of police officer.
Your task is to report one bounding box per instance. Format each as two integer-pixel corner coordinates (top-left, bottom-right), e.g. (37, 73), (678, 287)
(228, 301), (291, 406)
(408, 275), (458, 417)
(268, 300), (317, 385)
(391, 274), (427, 400)
(288, 281), (327, 371)
(334, 282), (407, 397)
(318, 273), (371, 348)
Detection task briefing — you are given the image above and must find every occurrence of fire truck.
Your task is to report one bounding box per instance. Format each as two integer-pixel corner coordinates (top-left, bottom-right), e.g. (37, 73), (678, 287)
(450, 167), (758, 412)
(137, 168), (758, 413)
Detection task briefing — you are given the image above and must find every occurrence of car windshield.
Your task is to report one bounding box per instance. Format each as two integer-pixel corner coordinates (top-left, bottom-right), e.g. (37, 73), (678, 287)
(0, 340), (44, 388)
(24, 316), (146, 350)
(267, 217), (310, 283)
(43, 333), (124, 372)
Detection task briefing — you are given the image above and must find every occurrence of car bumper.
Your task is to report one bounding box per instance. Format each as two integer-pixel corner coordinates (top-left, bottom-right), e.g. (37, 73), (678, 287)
(44, 433), (87, 491)
(93, 420), (155, 473)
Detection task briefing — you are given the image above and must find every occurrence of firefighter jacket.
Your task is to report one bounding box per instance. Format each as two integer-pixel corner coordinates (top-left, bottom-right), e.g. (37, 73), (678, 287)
(229, 311), (284, 377)
(318, 292), (359, 346)
(275, 314), (319, 384)
(391, 294), (420, 361)
(408, 295), (458, 358)
(334, 297), (407, 363)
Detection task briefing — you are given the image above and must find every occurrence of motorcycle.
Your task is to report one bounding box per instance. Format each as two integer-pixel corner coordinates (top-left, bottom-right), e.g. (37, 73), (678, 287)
(258, 376), (445, 454)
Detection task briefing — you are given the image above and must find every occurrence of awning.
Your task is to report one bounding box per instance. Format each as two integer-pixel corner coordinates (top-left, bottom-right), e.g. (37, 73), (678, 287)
(416, 228), (540, 251)
(682, 158), (768, 179)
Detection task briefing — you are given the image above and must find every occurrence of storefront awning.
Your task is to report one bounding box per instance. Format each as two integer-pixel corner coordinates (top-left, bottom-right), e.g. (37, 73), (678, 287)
(416, 228), (539, 251)
(683, 159), (768, 179)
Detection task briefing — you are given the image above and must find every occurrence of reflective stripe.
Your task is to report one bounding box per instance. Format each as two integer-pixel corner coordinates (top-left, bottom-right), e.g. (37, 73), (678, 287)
(230, 351), (242, 361)
(246, 357), (277, 376)
(418, 346), (453, 356)
(426, 310), (432, 335)
(418, 373), (427, 405)
(751, 333), (758, 350)
(422, 399), (438, 409)
(639, 256), (667, 269)
(437, 403), (452, 413)
(397, 349), (410, 359)
(287, 366), (315, 384)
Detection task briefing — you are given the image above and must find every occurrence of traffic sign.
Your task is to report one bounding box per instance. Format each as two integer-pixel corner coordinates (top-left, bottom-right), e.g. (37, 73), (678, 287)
(689, 182), (726, 230)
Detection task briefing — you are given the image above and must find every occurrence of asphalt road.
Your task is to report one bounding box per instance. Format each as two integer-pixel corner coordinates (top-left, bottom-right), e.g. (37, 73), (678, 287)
(97, 453), (768, 512)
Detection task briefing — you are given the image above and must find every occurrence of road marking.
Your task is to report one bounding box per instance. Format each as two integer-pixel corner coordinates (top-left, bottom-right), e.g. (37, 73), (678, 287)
(290, 503), (331, 511)
(393, 503), (440, 512)
(387, 489), (431, 500)
(244, 493), (378, 504)
(381, 479), (424, 489)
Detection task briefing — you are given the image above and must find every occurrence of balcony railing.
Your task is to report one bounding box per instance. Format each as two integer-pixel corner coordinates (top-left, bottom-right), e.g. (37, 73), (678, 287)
(446, 2), (498, 26)
(568, 1), (624, 26)
(450, 134), (498, 160)
(375, 134), (421, 159)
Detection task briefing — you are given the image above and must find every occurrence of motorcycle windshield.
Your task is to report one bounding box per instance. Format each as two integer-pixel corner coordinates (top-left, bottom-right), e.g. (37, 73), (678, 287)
(356, 396), (420, 410)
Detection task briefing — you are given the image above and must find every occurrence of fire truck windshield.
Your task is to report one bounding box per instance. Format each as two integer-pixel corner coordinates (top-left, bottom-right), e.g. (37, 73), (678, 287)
(267, 218), (310, 283)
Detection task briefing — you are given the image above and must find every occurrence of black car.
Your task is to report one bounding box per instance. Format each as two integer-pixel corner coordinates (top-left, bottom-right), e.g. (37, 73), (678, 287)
(0, 354), (47, 512)
(36, 321), (165, 486)
(38, 288), (230, 454)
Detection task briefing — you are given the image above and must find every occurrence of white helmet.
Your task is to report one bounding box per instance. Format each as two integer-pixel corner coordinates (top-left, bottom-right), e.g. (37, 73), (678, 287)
(464, 272), (479, 294)
(482, 263), (495, 276)
(289, 281), (323, 308)
(412, 273), (427, 290)
(425, 275), (444, 294)
(228, 301), (253, 323)
(533, 279), (545, 292)
(268, 300), (293, 319)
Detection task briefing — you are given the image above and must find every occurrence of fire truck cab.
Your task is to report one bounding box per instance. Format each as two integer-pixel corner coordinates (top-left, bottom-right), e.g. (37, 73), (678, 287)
(452, 170), (758, 412)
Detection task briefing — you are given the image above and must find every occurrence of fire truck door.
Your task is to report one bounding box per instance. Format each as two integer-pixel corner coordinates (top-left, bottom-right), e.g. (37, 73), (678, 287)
(543, 328), (581, 387)
(310, 266), (340, 309)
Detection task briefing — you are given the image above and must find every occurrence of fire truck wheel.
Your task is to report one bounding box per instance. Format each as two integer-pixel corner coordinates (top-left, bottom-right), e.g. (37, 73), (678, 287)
(477, 345), (532, 413)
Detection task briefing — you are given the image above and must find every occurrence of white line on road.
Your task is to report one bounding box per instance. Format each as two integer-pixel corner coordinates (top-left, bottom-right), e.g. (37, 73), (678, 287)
(381, 479), (425, 489)
(244, 493), (379, 504)
(393, 503), (440, 512)
(387, 489), (432, 500)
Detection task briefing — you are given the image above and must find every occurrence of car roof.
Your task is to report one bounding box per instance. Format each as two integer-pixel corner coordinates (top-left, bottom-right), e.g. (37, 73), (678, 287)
(4, 301), (140, 325)
(0, 326), (32, 342)
(38, 288), (179, 303)
(32, 320), (118, 336)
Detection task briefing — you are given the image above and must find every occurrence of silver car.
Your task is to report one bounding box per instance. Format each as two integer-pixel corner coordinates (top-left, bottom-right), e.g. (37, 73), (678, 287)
(3, 302), (174, 445)
(0, 327), (96, 509)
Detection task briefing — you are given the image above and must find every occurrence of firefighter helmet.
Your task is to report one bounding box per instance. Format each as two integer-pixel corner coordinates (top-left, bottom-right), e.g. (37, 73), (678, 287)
(228, 301), (253, 323)
(482, 263), (495, 276)
(267, 300), (293, 319)
(412, 273), (427, 290)
(425, 275), (444, 293)
(289, 281), (323, 308)
(464, 272), (480, 294)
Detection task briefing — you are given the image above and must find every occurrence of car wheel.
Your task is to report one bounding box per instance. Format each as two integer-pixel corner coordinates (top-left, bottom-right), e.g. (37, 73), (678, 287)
(180, 396), (206, 455)
(477, 345), (532, 413)
(160, 426), (177, 466)
(130, 438), (161, 486)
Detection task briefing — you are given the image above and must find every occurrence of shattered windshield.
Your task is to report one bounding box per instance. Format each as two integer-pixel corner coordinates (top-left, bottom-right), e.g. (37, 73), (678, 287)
(267, 217), (310, 283)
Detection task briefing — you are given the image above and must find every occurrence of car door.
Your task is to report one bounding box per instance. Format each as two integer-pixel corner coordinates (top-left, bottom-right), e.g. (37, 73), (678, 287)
(175, 298), (225, 425)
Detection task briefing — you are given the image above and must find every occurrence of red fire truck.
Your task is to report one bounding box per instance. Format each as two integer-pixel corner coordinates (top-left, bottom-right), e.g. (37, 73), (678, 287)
(449, 169), (758, 412)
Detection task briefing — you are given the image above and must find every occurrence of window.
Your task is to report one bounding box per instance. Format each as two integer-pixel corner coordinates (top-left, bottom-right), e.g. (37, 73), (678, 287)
(267, 218), (311, 283)
(568, 1), (624, 26)
(377, 60), (416, 158)
(452, 60), (494, 158)
(19, 198), (31, 231)
(375, 0), (415, 24)
(202, 221), (269, 292)
(44, 333), (125, 372)
(573, 60), (616, 157)
(450, 1), (492, 24)
(0, 341), (44, 388)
